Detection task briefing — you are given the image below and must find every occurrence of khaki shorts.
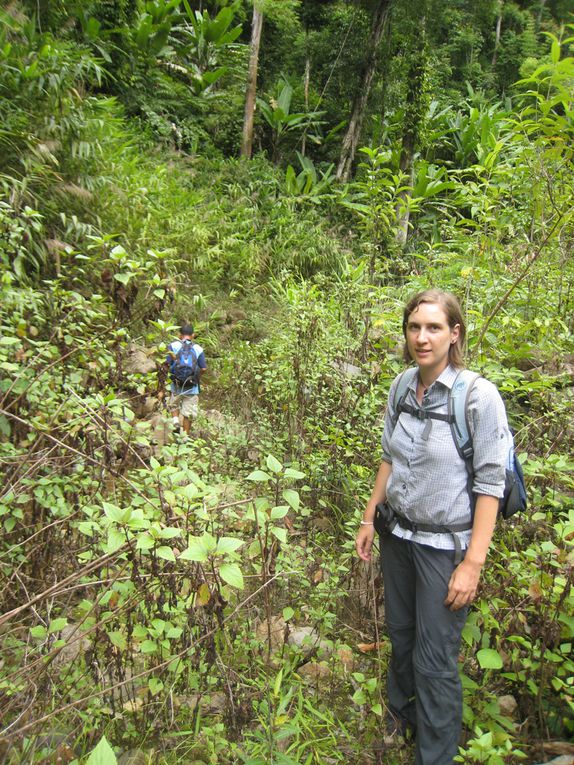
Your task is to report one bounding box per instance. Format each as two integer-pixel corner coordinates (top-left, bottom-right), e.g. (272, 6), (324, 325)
(169, 393), (199, 419)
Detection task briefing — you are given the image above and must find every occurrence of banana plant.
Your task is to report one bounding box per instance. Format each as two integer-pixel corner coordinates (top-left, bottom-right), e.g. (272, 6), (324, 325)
(257, 77), (325, 163)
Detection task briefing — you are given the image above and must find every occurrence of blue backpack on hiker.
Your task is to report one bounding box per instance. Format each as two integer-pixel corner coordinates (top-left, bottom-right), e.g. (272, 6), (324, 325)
(391, 368), (527, 519)
(170, 341), (200, 389)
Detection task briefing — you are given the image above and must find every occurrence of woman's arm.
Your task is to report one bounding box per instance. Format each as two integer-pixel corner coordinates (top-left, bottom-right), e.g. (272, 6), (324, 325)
(444, 494), (498, 611)
(355, 460), (392, 562)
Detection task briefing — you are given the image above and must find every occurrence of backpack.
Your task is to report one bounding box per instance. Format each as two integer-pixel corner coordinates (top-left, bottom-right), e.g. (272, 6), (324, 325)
(170, 341), (200, 389)
(391, 368), (527, 520)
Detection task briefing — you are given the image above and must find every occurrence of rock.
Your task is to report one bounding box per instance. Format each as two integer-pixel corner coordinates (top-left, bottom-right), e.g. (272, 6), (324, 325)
(287, 625), (320, 650)
(497, 694), (518, 717)
(146, 412), (171, 448)
(255, 616), (286, 650)
(335, 646), (354, 672)
(53, 625), (91, 666)
(541, 742), (574, 756)
(332, 360), (362, 378)
(124, 344), (156, 375)
(118, 750), (148, 765)
(296, 661), (332, 683)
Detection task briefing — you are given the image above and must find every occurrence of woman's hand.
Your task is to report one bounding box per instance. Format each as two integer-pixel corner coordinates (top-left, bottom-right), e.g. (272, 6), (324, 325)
(444, 558), (483, 611)
(356, 524), (376, 561)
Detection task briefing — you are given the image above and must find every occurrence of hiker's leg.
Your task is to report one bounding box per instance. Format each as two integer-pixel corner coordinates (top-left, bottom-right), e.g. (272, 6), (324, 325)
(380, 533), (417, 731)
(180, 395), (199, 434)
(412, 543), (468, 765)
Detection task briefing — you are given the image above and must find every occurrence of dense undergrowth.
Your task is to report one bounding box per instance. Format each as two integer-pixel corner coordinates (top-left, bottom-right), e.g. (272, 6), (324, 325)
(1, 5), (574, 765)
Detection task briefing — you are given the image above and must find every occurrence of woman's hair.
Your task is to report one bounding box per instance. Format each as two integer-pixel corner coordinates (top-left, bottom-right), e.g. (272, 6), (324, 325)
(402, 289), (466, 368)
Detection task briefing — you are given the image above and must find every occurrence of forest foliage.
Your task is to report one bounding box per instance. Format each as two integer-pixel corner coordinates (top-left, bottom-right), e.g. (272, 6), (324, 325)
(0, 1), (573, 763)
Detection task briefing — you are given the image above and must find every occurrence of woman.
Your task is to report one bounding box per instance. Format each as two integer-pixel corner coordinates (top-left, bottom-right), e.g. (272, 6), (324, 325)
(356, 290), (510, 765)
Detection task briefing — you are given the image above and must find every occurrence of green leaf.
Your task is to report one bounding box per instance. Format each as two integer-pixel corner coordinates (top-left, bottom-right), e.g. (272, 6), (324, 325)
(266, 454), (283, 474)
(48, 618), (67, 634)
(219, 563), (244, 589)
(140, 640), (158, 654)
(108, 631), (127, 650)
(246, 470), (272, 482)
(102, 502), (129, 524)
(270, 526), (287, 544)
(216, 537), (244, 555)
(477, 648), (503, 670)
(30, 625), (47, 639)
(180, 533), (216, 561)
(156, 546), (176, 562)
(284, 468), (305, 480)
(270, 505), (289, 520)
(282, 489), (300, 512)
(148, 677), (164, 696)
(106, 528), (125, 554)
(136, 533), (155, 551)
(85, 735), (117, 765)
(157, 527), (181, 539)
(283, 607), (295, 621)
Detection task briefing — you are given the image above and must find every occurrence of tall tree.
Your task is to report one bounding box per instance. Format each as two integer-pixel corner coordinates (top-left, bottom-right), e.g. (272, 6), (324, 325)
(336, 0), (391, 181)
(395, 9), (429, 246)
(241, 3), (264, 158)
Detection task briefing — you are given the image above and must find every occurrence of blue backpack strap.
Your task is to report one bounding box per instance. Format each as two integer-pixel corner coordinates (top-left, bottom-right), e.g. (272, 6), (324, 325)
(449, 370), (481, 514)
(448, 370), (480, 461)
(391, 367), (418, 429)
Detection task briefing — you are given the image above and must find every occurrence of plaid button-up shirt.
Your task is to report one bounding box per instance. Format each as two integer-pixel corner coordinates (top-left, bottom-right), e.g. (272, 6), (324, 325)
(382, 365), (510, 551)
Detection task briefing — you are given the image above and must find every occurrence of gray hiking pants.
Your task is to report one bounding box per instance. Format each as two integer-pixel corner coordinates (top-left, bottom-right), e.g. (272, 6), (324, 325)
(381, 533), (468, 765)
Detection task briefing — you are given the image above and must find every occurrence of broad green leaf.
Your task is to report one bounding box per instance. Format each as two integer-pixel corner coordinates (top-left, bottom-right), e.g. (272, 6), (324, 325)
(136, 533), (155, 551)
(108, 631), (127, 650)
(180, 540), (207, 562)
(266, 454), (283, 474)
(48, 618), (67, 634)
(283, 607), (295, 621)
(30, 625), (47, 639)
(85, 735), (117, 765)
(284, 468), (305, 480)
(140, 640), (158, 654)
(476, 648), (503, 670)
(282, 489), (300, 512)
(113, 272), (131, 285)
(246, 470), (272, 482)
(157, 527), (181, 539)
(180, 533), (216, 561)
(216, 537), (244, 555)
(106, 528), (125, 554)
(270, 526), (287, 544)
(102, 502), (127, 524)
(219, 563), (244, 589)
(148, 677), (164, 696)
(270, 505), (289, 520)
(156, 546), (176, 562)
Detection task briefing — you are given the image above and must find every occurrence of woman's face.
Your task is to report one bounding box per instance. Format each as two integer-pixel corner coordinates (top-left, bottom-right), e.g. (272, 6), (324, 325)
(405, 302), (460, 381)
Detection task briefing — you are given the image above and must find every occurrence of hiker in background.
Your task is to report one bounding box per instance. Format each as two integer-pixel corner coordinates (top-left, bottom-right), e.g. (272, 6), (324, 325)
(166, 324), (206, 435)
(355, 289), (511, 765)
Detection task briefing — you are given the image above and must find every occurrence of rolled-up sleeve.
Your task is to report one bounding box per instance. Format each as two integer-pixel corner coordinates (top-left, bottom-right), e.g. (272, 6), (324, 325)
(467, 379), (510, 498)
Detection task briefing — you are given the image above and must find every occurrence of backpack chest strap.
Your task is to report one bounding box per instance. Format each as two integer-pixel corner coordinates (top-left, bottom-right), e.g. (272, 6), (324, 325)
(396, 402), (454, 424)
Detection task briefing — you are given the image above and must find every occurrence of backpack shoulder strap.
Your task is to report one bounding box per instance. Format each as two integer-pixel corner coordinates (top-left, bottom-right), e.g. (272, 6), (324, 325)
(390, 368), (418, 429)
(448, 369), (481, 462)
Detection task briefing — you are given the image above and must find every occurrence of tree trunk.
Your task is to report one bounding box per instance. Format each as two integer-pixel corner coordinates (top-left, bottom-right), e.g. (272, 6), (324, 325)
(240, 6), (264, 159)
(395, 16), (428, 247)
(492, 0), (503, 67)
(336, 0), (391, 182)
(301, 45), (311, 157)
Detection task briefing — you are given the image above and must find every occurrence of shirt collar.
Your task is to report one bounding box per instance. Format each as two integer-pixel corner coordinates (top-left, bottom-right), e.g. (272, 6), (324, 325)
(408, 364), (460, 392)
